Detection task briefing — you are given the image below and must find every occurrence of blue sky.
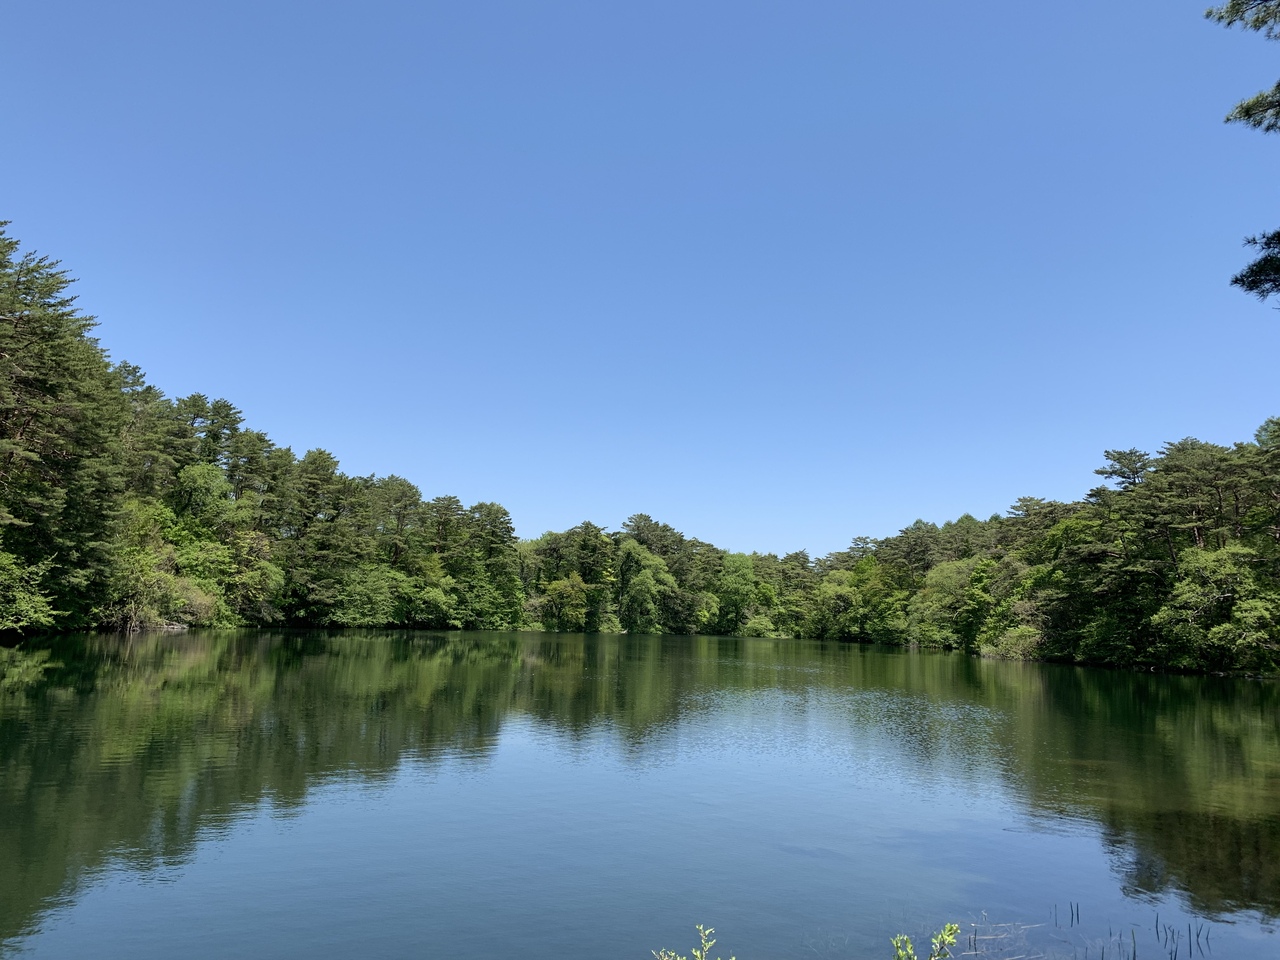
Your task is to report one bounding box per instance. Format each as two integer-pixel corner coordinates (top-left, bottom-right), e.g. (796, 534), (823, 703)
(4, 1), (1277, 556)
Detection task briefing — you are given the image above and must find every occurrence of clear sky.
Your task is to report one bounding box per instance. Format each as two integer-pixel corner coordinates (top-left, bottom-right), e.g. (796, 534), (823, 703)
(4, 1), (1277, 556)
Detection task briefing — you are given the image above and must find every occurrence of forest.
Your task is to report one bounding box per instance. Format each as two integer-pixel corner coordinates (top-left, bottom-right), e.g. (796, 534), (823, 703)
(2, 224), (1278, 673)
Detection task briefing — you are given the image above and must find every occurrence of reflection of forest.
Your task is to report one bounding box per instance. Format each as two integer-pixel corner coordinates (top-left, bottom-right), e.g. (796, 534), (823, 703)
(1, 632), (1278, 944)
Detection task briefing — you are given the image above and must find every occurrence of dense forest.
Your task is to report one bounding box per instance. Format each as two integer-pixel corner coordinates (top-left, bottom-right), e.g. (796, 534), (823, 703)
(1, 224), (1278, 672)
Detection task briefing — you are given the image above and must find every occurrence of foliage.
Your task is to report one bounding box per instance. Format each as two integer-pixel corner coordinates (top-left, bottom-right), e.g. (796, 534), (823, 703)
(891, 923), (960, 960)
(1207, 3), (1280, 299)
(0, 225), (127, 625)
(654, 921), (959, 960)
(652, 925), (734, 960)
(0, 552), (55, 631)
(1, 224), (1279, 673)
(804, 557), (906, 642)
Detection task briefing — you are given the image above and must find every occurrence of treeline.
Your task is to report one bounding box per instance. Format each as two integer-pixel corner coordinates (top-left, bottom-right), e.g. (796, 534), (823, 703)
(2, 225), (1278, 671)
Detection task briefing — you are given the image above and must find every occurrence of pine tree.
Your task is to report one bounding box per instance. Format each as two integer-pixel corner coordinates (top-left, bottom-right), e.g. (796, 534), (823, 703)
(0, 225), (126, 627)
(1208, 2), (1280, 300)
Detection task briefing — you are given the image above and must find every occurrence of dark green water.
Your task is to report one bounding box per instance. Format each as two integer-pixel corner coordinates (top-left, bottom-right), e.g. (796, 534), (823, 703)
(1, 631), (1277, 959)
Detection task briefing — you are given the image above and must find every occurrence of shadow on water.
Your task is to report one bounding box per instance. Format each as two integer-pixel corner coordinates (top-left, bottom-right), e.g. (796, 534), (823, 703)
(1, 631), (1277, 945)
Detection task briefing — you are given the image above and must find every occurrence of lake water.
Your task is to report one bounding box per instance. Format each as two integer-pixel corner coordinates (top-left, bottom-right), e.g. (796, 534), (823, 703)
(1, 631), (1277, 959)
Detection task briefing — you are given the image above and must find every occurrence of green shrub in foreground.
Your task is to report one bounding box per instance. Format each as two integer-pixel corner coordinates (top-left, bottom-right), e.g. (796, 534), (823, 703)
(652, 925), (734, 960)
(891, 923), (960, 960)
(654, 922), (960, 960)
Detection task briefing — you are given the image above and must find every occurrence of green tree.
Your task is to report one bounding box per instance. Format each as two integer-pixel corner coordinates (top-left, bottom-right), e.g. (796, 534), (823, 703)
(906, 557), (989, 649)
(98, 497), (227, 629)
(466, 502), (524, 628)
(1151, 544), (1279, 671)
(1208, 2), (1280, 300)
(615, 538), (677, 634)
(0, 552), (54, 632)
(276, 449), (374, 623)
(750, 550), (817, 636)
(0, 225), (128, 625)
(538, 572), (589, 631)
(805, 557), (905, 642)
(875, 519), (943, 586)
(115, 365), (189, 499)
(708, 552), (757, 635)
(532, 522), (617, 631)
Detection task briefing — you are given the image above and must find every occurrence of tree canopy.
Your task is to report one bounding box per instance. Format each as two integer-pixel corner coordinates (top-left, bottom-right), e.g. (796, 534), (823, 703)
(1, 223), (1278, 673)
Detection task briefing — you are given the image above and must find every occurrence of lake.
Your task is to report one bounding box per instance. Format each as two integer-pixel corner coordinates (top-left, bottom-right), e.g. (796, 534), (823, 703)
(1, 631), (1277, 959)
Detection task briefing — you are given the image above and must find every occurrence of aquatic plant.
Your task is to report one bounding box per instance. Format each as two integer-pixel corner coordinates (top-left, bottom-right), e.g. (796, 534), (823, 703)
(653, 922), (963, 960)
(891, 922), (960, 960)
(652, 924), (734, 960)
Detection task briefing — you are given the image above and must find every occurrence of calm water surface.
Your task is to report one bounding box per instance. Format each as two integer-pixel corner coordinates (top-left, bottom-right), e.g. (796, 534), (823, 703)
(1, 631), (1277, 959)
